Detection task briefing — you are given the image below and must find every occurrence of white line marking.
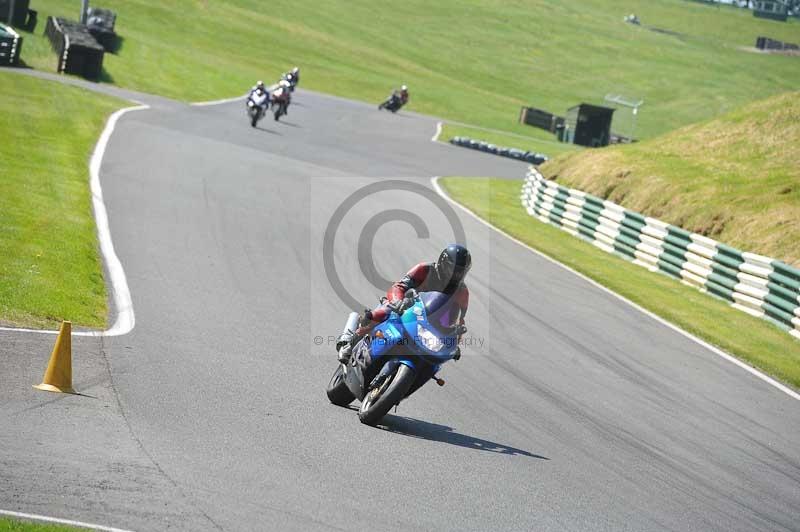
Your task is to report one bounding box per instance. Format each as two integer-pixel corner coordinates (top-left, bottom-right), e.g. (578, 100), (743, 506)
(430, 176), (800, 402)
(2, 94), (244, 337)
(0, 105), (147, 337)
(0, 509), (135, 532)
(85, 105), (146, 337)
(431, 121), (443, 142)
(191, 93), (247, 106)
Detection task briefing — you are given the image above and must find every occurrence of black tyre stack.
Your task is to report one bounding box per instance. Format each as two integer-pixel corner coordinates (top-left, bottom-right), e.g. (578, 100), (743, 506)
(45, 16), (105, 79)
(0, 22), (21, 66)
(86, 7), (117, 51)
(0, 0), (30, 27)
(449, 136), (549, 166)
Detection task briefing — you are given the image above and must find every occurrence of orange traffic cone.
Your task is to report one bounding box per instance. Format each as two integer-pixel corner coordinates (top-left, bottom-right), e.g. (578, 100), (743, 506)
(33, 321), (76, 394)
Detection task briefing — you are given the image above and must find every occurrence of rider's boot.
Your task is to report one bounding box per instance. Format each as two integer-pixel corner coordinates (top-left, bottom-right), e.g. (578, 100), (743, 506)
(336, 312), (375, 364)
(336, 331), (355, 364)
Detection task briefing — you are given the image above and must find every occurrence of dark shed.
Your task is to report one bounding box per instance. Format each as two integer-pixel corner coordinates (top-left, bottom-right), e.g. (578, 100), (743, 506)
(753, 1), (788, 22)
(563, 103), (615, 147)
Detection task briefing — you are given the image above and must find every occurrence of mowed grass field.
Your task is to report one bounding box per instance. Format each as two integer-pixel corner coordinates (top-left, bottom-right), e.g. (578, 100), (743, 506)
(440, 177), (800, 390)
(543, 91), (800, 265)
(15, 0), (800, 140)
(0, 73), (123, 329)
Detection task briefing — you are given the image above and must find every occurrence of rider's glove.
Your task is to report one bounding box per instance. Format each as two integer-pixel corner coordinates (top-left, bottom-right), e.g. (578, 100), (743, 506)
(388, 297), (409, 314)
(453, 347), (461, 361)
(398, 296), (415, 313)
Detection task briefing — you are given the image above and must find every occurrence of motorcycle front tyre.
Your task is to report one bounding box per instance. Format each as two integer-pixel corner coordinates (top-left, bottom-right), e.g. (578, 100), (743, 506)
(326, 364), (356, 407)
(358, 363), (415, 426)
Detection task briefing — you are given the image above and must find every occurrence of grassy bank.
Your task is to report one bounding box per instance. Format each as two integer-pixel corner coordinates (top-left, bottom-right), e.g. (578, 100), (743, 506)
(440, 177), (800, 390)
(542, 91), (800, 266)
(14, 0), (800, 138)
(0, 73), (124, 329)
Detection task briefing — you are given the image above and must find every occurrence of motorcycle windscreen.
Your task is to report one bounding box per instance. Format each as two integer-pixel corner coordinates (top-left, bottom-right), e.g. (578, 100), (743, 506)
(401, 292), (459, 359)
(419, 291), (462, 334)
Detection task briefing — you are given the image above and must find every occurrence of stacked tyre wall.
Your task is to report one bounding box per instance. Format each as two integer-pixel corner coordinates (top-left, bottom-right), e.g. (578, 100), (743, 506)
(756, 36), (799, 51)
(0, 23), (21, 65)
(45, 16), (104, 78)
(450, 136), (548, 165)
(520, 168), (800, 339)
(86, 7), (117, 51)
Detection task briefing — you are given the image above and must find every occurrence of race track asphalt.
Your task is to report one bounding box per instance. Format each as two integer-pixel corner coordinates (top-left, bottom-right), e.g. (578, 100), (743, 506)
(1, 74), (799, 531)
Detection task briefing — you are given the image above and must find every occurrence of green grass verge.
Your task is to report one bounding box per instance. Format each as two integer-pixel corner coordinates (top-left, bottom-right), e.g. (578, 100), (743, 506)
(13, 0), (800, 139)
(0, 73), (125, 329)
(440, 123), (580, 158)
(543, 91), (800, 265)
(439, 177), (800, 390)
(0, 518), (83, 532)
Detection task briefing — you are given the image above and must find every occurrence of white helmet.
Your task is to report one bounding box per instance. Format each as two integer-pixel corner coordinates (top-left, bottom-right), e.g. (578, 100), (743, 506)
(292, 67), (299, 74)
(401, 85), (408, 91)
(279, 79), (291, 88)
(256, 80), (265, 89)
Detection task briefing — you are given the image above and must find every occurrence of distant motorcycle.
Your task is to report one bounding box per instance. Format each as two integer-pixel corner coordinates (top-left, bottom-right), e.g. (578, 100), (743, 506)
(326, 289), (464, 426)
(271, 83), (291, 121)
(282, 72), (298, 92)
(378, 93), (405, 113)
(246, 89), (269, 127)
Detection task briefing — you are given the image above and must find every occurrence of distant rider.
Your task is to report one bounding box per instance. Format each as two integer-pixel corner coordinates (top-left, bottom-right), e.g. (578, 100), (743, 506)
(249, 80), (270, 104)
(396, 84), (409, 105)
(336, 244), (471, 363)
(250, 80), (267, 97)
(282, 66), (300, 88)
(273, 79), (292, 114)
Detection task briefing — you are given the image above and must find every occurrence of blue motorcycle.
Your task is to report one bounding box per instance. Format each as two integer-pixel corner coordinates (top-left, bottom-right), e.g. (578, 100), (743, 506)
(326, 289), (464, 425)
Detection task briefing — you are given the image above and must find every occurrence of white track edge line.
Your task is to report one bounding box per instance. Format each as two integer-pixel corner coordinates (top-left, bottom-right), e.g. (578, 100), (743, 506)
(430, 176), (800, 402)
(431, 121), (443, 142)
(0, 105), (147, 337)
(87, 105), (147, 337)
(0, 509), (135, 532)
(2, 95), (241, 337)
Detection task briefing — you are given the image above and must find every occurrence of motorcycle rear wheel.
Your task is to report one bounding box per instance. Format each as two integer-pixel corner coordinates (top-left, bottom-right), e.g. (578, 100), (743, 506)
(326, 365), (355, 407)
(358, 364), (415, 426)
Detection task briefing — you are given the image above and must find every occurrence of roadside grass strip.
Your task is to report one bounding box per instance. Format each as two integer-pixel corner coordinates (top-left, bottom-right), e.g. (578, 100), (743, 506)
(0, 516), (86, 531)
(0, 73), (125, 329)
(521, 168), (800, 341)
(0, 511), (134, 532)
(440, 177), (800, 391)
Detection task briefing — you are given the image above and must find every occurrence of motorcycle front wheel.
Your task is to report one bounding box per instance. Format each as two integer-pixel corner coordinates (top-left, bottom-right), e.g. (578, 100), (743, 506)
(358, 363), (415, 426)
(326, 365), (355, 407)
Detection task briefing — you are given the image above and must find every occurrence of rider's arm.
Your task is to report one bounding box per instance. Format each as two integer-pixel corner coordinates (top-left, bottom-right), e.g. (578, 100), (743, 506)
(456, 284), (469, 323)
(454, 285), (469, 360)
(387, 263), (429, 302)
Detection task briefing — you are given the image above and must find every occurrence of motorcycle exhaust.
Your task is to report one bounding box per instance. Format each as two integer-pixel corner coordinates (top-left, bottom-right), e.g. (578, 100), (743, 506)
(342, 312), (359, 335)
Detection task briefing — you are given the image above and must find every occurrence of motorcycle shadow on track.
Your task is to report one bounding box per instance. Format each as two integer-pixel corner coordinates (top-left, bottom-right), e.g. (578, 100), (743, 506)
(378, 415), (550, 459)
(254, 125), (281, 135)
